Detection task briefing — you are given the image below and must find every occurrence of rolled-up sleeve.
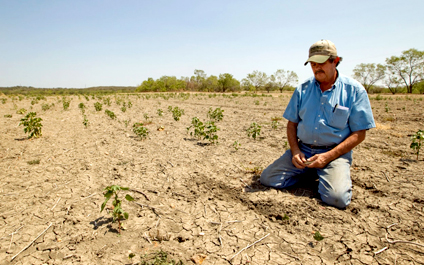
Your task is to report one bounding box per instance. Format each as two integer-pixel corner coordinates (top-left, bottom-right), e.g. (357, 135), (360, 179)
(283, 88), (301, 123)
(348, 89), (375, 132)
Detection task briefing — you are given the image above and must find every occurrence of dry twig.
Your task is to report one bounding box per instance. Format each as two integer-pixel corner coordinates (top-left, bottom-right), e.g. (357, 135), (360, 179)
(51, 197), (61, 210)
(11, 223), (52, 261)
(134, 202), (161, 218)
(81, 193), (97, 200)
(386, 233), (424, 248)
(381, 171), (391, 182)
(228, 233), (270, 261)
(240, 178), (252, 189)
(374, 246), (388, 255)
(130, 189), (150, 201)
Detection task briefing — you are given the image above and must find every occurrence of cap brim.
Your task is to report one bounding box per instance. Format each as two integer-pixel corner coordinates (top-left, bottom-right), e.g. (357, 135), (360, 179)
(304, 55), (330, 66)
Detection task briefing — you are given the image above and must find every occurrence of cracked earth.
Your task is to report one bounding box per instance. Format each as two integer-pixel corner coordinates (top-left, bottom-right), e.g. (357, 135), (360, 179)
(0, 93), (423, 264)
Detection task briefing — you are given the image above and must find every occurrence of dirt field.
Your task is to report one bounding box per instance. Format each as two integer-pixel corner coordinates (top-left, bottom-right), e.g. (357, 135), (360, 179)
(0, 92), (423, 264)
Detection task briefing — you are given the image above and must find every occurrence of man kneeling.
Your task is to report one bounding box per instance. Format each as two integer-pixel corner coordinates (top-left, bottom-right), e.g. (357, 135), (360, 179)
(260, 40), (375, 209)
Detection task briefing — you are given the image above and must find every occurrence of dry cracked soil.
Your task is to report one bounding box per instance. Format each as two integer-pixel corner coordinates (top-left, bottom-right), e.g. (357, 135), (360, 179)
(0, 92), (423, 264)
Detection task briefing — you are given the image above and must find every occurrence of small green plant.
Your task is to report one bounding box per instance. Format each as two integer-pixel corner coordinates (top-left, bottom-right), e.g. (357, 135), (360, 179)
(246, 166), (263, 176)
(17, 108), (27, 114)
(62, 97), (70, 110)
(143, 113), (150, 121)
(254, 100), (260, 105)
(247, 122), (261, 140)
(94, 102), (103, 111)
(19, 112), (43, 139)
(157, 109), (164, 116)
(271, 120), (279, 130)
(384, 102), (390, 113)
(41, 103), (52, 111)
(127, 101), (132, 108)
(27, 159), (40, 165)
(133, 122), (149, 140)
(187, 117), (204, 140)
(4, 114), (12, 118)
(104, 97), (111, 106)
(84, 95), (90, 101)
(1, 98), (7, 104)
(313, 231), (324, 241)
(207, 107), (224, 122)
(129, 250), (184, 265)
(204, 121), (219, 144)
(121, 106), (127, 112)
(410, 130), (424, 160)
(105, 109), (116, 119)
(78, 102), (86, 114)
(83, 115), (89, 128)
(167, 106), (173, 112)
(171, 107), (184, 121)
(283, 140), (289, 149)
(100, 185), (134, 234)
(187, 117), (219, 144)
(233, 141), (241, 151)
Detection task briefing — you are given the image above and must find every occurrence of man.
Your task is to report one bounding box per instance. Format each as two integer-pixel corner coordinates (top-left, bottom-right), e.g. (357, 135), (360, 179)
(260, 40), (375, 209)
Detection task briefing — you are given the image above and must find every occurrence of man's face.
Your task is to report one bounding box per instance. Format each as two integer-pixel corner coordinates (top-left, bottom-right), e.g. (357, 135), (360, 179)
(310, 59), (337, 84)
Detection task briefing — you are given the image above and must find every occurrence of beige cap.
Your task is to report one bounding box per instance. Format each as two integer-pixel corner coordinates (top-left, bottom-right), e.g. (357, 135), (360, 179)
(304, 40), (338, 65)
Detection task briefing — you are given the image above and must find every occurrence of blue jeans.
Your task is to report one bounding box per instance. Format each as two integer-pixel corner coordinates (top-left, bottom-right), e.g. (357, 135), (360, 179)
(260, 143), (353, 208)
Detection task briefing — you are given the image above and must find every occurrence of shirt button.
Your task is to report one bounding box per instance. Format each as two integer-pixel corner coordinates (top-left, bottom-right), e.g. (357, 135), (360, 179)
(314, 140), (317, 143)
(318, 115), (320, 117)
(315, 127), (318, 129)
(321, 103), (324, 105)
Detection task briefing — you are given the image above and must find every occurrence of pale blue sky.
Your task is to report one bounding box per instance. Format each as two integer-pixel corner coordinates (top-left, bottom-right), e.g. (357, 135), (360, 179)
(1, 0), (423, 88)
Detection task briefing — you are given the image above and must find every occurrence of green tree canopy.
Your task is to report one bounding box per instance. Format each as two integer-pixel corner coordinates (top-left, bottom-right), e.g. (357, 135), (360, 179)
(352, 63), (386, 93)
(218, 73), (240, 93)
(385, 48), (424, 93)
(246, 70), (268, 93)
(273, 69), (298, 93)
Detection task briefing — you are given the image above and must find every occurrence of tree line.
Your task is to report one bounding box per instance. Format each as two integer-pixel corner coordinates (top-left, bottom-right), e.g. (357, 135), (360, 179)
(136, 69), (298, 93)
(353, 48), (424, 94)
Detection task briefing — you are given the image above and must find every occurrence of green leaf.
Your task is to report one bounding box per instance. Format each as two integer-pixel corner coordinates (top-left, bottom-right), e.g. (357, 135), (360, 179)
(313, 231), (324, 241)
(124, 212), (129, 219)
(100, 200), (108, 213)
(125, 194), (134, 201)
(128, 253), (135, 260)
(103, 190), (113, 199)
(120, 187), (129, 190)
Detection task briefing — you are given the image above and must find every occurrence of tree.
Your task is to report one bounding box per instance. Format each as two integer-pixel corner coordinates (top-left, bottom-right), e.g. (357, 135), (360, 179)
(218, 73), (240, 93)
(246, 71), (268, 93)
(205, 75), (219, 92)
(136, 78), (156, 92)
(383, 72), (402, 94)
(273, 69), (298, 93)
(352, 63), (386, 93)
(193, 69), (206, 85)
(385, 48), (424, 93)
(265, 75), (276, 93)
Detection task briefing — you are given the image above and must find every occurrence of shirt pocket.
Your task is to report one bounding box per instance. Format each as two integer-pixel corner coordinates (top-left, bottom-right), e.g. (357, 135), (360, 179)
(329, 107), (349, 130)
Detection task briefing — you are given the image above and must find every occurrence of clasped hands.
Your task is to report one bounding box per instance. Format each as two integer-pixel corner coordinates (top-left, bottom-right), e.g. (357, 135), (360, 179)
(291, 150), (330, 169)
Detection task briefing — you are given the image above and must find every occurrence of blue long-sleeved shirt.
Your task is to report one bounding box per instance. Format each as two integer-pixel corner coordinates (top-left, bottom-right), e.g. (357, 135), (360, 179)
(283, 73), (375, 146)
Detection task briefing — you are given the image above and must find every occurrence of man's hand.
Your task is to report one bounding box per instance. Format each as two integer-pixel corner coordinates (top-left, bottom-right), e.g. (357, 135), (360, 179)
(291, 150), (308, 169)
(304, 153), (331, 169)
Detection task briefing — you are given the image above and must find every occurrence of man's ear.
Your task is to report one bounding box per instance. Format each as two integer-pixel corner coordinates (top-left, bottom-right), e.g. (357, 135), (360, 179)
(334, 57), (340, 64)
